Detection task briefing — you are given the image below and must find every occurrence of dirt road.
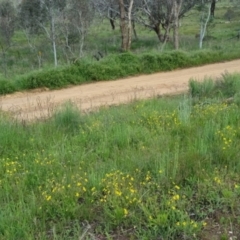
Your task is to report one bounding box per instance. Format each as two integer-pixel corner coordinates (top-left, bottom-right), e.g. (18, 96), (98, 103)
(1, 59), (240, 121)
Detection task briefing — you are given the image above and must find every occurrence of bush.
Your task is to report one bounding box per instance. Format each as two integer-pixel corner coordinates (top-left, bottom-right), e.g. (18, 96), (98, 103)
(190, 50), (223, 65)
(0, 80), (16, 94)
(189, 73), (240, 99)
(85, 62), (121, 81)
(114, 52), (141, 75)
(189, 78), (215, 98)
(0, 49), (239, 95)
(52, 102), (83, 134)
(140, 53), (159, 73)
(216, 72), (240, 97)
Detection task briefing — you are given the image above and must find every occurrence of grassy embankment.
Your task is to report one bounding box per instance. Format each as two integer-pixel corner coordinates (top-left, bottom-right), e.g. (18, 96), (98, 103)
(0, 0), (240, 95)
(1, 73), (240, 239)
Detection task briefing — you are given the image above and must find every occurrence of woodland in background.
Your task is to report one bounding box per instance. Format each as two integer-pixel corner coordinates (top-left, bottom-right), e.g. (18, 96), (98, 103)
(0, 0), (240, 78)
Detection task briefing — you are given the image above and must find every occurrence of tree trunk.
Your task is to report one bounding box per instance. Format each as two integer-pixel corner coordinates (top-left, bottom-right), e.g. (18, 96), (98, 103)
(0, 45), (8, 77)
(160, 25), (171, 51)
(118, 0), (133, 51)
(37, 51), (42, 69)
(109, 8), (115, 30)
(132, 20), (138, 40)
(50, 8), (58, 67)
(110, 19), (115, 30)
(210, 0), (216, 17)
(153, 24), (163, 42)
(127, 0), (134, 49)
(173, 0), (183, 50)
(199, 3), (211, 49)
(79, 32), (85, 58)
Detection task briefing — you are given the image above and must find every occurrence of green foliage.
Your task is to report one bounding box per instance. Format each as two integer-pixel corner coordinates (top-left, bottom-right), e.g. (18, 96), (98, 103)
(216, 72), (240, 97)
(0, 79), (16, 94)
(189, 77), (215, 98)
(19, 66), (85, 89)
(190, 50), (223, 65)
(189, 72), (240, 99)
(140, 53), (159, 73)
(0, 116), (29, 155)
(18, 0), (47, 34)
(2, 49), (239, 94)
(52, 101), (83, 133)
(1, 75), (240, 238)
(0, 0), (15, 46)
(233, 92), (240, 106)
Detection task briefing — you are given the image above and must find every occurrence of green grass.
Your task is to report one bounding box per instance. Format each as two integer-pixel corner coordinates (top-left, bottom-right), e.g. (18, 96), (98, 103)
(1, 73), (240, 239)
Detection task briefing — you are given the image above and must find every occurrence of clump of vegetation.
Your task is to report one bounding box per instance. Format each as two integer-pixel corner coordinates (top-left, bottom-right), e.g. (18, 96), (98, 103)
(0, 79), (16, 94)
(189, 72), (240, 99)
(1, 73), (240, 239)
(1, 49), (239, 95)
(52, 101), (84, 133)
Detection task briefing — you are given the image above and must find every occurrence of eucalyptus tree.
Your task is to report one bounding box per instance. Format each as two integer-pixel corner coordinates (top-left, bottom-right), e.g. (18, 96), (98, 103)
(39, 0), (67, 67)
(18, 0), (46, 34)
(59, 0), (94, 60)
(117, 0), (135, 51)
(136, 0), (199, 49)
(94, 0), (140, 51)
(18, 0), (47, 68)
(0, 0), (16, 76)
(94, 0), (119, 30)
(19, 0), (93, 66)
(136, 0), (173, 42)
(210, 0), (216, 17)
(198, 0), (212, 49)
(0, 1), (15, 47)
(19, 0), (66, 67)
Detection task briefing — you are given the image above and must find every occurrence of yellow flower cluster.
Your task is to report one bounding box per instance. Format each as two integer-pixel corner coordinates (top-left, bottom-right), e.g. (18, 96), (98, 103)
(100, 170), (139, 206)
(0, 157), (24, 186)
(193, 103), (229, 118)
(40, 171), (89, 203)
(216, 125), (236, 151)
(176, 220), (199, 228)
(167, 186), (181, 211)
(2, 159), (21, 176)
(139, 171), (161, 191)
(138, 110), (181, 133)
(86, 120), (103, 132)
(34, 154), (56, 166)
(214, 176), (221, 184)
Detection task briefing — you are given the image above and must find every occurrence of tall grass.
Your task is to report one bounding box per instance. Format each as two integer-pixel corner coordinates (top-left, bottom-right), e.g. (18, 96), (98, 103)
(0, 73), (240, 239)
(190, 72), (240, 99)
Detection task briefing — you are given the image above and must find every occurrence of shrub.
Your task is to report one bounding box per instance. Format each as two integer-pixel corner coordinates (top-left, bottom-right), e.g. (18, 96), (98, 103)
(0, 80), (16, 94)
(189, 73), (240, 99)
(216, 72), (240, 97)
(140, 53), (159, 73)
(52, 102), (83, 134)
(85, 61), (122, 81)
(109, 52), (141, 76)
(189, 78), (215, 98)
(167, 51), (190, 68)
(0, 49), (239, 95)
(190, 50), (223, 65)
(156, 53), (175, 71)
